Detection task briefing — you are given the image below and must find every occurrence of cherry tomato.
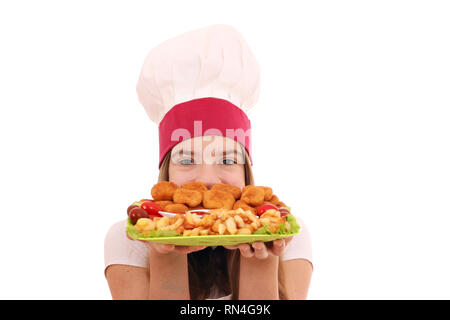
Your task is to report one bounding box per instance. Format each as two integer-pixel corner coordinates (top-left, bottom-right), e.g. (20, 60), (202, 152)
(129, 207), (149, 225)
(127, 204), (139, 216)
(140, 201), (163, 217)
(147, 212), (163, 219)
(257, 203), (279, 216)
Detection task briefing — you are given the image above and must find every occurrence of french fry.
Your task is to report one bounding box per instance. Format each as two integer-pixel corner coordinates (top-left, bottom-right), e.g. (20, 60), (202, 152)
(250, 221), (260, 230)
(185, 210), (195, 225)
(234, 215), (245, 228)
(225, 217), (237, 235)
(156, 216), (170, 229)
(261, 209), (280, 218)
(244, 223), (255, 232)
(212, 220), (221, 233)
(243, 211), (258, 223)
(237, 228), (252, 235)
(161, 216), (184, 230)
(218, 223), (226, 235)
(199, 214), (214, 228)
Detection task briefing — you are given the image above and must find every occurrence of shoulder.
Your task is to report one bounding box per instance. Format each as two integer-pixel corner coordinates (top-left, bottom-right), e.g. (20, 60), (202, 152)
(281, 215), (314, 268)
(104, 220), (149, 272)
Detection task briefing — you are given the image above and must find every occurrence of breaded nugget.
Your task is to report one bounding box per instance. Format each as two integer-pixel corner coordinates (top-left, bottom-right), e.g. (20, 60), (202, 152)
(243, 185), (272, 201)
(173, 188), (203, 207)
(164, 203), (189, 213)
(203, 190), (235, 210)
(211, 183), (242, 200)
(181, 181), (208, 193)
(261, 186), (273, 201)
(154, 200), (173, 210)
(151, 181), (179, 201)
(240, 186), (265, 206)
(232, 200), (256, 215)
(268, 195), (279, 205)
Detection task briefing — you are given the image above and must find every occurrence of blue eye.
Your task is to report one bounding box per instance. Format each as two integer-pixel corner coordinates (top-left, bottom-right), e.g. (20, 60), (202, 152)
(221, 158), (236, 165)
(179, 158), (195, 165)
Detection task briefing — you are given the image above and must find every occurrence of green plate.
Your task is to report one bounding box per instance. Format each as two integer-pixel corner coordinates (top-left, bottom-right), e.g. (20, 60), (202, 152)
(126, 214), (301, 246)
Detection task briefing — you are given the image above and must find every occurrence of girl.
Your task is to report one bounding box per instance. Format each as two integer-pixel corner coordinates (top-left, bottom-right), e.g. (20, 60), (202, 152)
(104, 24), (313, 300)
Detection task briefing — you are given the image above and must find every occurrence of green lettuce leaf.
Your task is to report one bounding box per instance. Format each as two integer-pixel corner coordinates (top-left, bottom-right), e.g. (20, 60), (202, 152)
(286, 214), (301, 234)
(253, 214), (301, 235)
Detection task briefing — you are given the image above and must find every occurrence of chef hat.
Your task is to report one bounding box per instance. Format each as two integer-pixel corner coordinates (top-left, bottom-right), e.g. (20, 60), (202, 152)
(136, 24), (260, 168)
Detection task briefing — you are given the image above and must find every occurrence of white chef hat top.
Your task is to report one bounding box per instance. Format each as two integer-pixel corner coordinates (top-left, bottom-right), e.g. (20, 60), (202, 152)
(136, 24), (260, 125)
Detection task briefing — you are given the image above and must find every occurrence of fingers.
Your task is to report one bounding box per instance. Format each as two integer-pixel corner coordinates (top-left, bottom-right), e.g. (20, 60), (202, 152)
(126, 232), (207, 255)
(225, 240), (289, 259)
(173, 246), (207, 254)
(152, 244), (207, 255)
(267, 237), (292, 256)
(239, 244), (254, 258)
(251, 242), (268, 259)
(149, 243), (175, 254)
(270, 239), (285, 256)
(224, 244), (254, 258)
(223, 245), (239, 250)
(284, 236), (293, 246)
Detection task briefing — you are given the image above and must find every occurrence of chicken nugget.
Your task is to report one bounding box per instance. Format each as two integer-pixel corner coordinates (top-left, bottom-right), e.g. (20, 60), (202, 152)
(203, 190), (235, 210)
(154, 200), (173, 210)
(261, 186), (273, 201)
(268, 195), (279, 205)
(164, 203), (189, 213)
(151, 181), (179, 201)
(173, 188), (203, 207)
(211, 183), (242, 200)
(181, 181), (208, 193)
(232, 200), (256, 215)
(240, 186), (265, 206)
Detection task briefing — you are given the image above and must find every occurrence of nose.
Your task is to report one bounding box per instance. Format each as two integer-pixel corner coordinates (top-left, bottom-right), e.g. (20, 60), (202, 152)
(194, 163), (221, 188)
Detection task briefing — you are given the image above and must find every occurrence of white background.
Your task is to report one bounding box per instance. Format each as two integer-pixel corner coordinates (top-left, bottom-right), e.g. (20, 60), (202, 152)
(1, 1), (449, 299)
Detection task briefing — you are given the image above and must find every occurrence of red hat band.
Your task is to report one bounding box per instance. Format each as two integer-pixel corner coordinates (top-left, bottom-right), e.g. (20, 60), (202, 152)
(158, 97), (252, 168)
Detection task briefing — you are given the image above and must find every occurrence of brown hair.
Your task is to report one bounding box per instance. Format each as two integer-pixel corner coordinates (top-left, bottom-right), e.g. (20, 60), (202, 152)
(158, 147), (289, 299)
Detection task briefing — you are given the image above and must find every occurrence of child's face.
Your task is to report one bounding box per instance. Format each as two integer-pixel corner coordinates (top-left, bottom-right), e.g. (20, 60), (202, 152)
(168, 136), (246, 189)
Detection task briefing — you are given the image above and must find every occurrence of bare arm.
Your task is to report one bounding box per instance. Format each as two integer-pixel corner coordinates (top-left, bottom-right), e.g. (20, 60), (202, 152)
(105, 237), (206, 300)
(106, 264), (149, 300)
(105, 251), (190, 300)
(147, 248), (190, 299)
(239, 254), (279, 299)
(280, 258), (313, 300)
(225, 237), (312, 300)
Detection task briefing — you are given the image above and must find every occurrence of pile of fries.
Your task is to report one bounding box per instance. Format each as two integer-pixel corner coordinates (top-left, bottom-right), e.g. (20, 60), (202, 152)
(134, 207), (290, 236)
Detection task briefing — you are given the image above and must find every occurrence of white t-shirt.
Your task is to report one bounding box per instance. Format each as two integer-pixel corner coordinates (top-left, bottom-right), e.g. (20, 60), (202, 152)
(104, 215), (313, 299)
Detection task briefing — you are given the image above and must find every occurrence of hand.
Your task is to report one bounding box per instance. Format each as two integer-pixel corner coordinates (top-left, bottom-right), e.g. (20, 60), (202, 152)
(223, 236), (293, 259)
(126, 232), (207, 255)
